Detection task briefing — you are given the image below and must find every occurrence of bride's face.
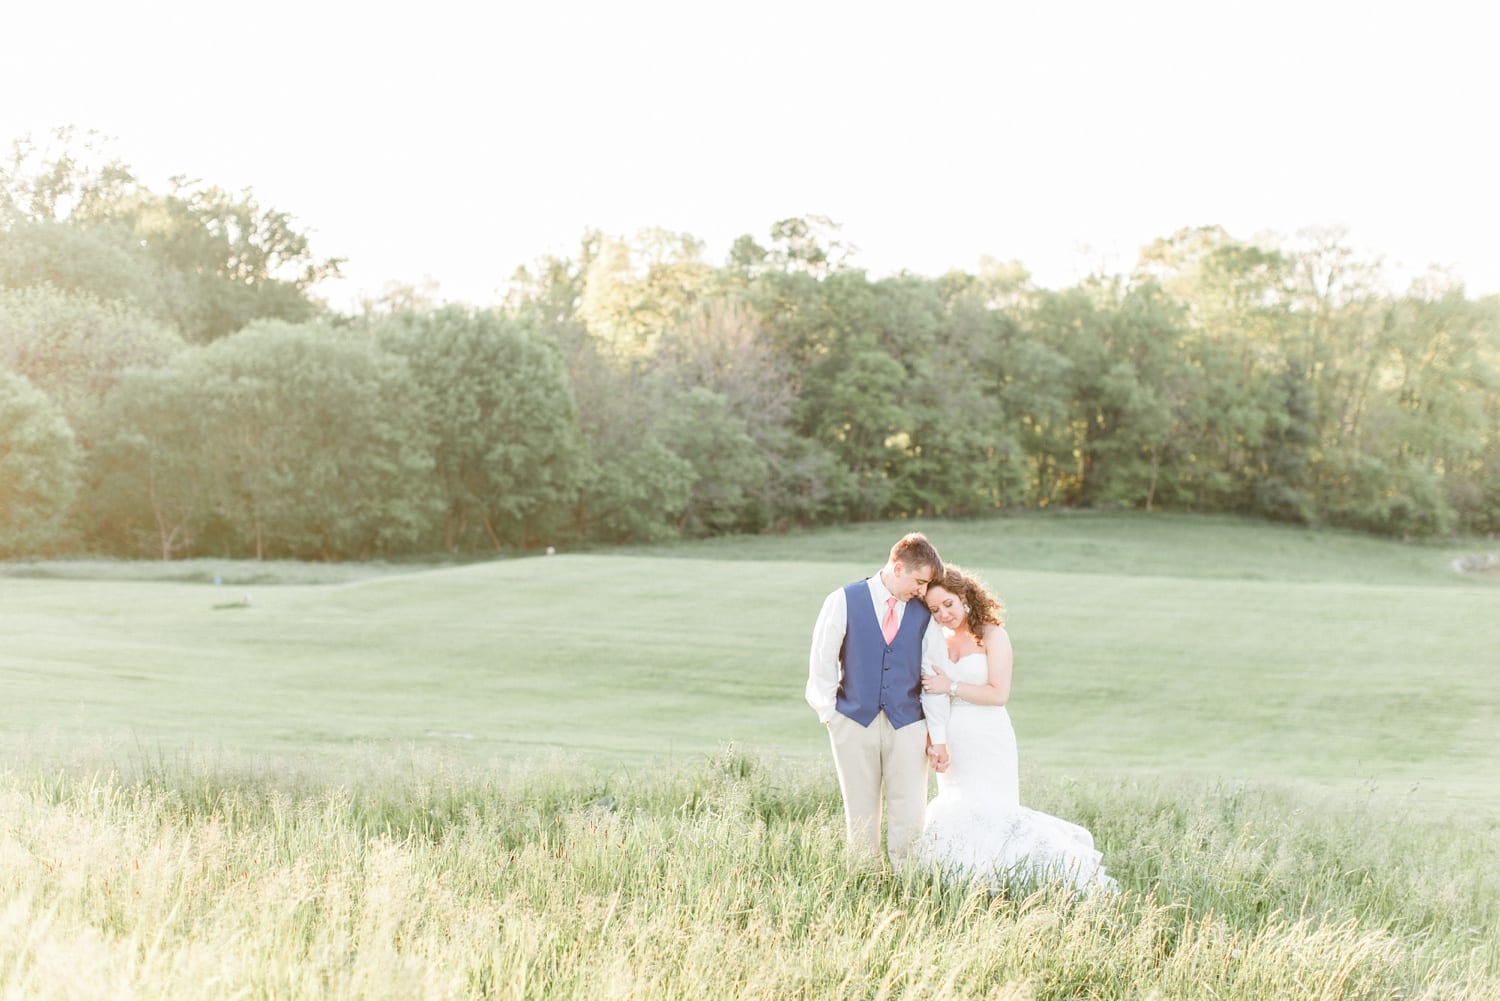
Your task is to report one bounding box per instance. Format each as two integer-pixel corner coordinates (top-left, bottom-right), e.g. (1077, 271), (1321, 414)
(926, 585), (966, 631)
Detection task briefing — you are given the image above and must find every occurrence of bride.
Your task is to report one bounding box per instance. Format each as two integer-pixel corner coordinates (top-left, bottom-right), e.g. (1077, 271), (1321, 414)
(913, 565), (1117, 893)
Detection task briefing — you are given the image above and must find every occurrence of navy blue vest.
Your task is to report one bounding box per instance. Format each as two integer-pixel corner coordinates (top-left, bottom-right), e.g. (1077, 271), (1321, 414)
(836, 580), (930, 729)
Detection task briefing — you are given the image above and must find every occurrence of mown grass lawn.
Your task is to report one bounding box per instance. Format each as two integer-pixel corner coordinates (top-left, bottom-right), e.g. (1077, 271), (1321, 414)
(2, 513), (1498, 999)
(4, 513), (1496, 812)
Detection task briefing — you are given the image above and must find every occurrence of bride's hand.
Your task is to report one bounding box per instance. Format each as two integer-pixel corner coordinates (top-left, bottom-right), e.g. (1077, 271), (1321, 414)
(922, 666), (950, 695)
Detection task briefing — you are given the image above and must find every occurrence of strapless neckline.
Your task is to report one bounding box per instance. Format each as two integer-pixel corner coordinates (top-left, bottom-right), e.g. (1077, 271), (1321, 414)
(948, 652), (989, 687)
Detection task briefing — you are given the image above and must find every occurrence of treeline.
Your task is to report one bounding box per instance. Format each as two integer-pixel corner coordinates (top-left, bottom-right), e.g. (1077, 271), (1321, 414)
(2, 132), (1497, 559)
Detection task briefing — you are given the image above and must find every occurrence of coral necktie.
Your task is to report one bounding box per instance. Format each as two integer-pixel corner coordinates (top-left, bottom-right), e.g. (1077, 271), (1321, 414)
(881, 596), (899, 644)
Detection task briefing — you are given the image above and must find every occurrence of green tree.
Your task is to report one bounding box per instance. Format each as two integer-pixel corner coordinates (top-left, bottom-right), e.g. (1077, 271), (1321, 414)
(563, 356), (697, 544)
(652, 300), (856, 529)
(92, 323), (440, 559)
(0, 369), (81, 555)
(0, 217), (165, 311)
(1312, 284), (1496, 536)
(0, 285), (183, 431)
(1005, 294), (1083, 507)
(1133, 228), (1297, 513)
(208, 322), (438, 558)
(892, 358), (1022, 516)
(876, 274), (1027, 516)
(378, 307), (584, 551)
(1249, 361), (1317, 523)
(2, 130), (340, 342)
(658, 388), (769, 535)
(122, 180), (342, 340)
(87, 365), (210, 558)
(576, 437), (694, 543)
(764, 215), (854, 276)
(577, 229), (715, 358)
(808, 348), (910, 518)
(1072, 281), (1187, 512)
(508, 244), (696, 543)
(1284, 226), (1387, 444)
(0, 128), (135, 221)
(756, 432), (861, 529)
(654, 301), (792, 444)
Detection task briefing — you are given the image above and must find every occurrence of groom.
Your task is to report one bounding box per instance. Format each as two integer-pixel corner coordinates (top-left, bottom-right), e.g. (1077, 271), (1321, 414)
(806, 532), (951, 866)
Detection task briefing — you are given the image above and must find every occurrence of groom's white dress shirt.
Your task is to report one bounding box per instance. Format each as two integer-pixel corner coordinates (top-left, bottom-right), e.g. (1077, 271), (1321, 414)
(805, 573), (951, 745)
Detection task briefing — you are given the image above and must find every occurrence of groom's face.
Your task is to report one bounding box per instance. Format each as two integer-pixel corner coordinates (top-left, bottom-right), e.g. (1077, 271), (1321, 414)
(891, 561), (936, 602)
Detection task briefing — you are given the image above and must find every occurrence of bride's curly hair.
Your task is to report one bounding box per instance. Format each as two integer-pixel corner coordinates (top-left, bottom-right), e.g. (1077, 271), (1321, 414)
(933, 564), (1006, 637)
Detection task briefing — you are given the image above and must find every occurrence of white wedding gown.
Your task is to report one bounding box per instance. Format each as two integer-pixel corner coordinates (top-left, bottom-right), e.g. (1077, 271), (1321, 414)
(913, 653), (1117, 893)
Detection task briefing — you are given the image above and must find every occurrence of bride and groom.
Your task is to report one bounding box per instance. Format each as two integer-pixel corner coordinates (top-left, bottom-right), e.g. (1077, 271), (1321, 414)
(806, 532), (1115, 891)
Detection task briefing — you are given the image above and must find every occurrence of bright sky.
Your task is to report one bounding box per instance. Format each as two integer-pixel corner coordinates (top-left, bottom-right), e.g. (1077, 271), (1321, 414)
(4, 0), (1495, 310)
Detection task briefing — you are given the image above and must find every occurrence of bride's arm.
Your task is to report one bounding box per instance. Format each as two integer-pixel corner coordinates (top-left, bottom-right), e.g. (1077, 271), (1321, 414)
(950, 624), (1012, 706)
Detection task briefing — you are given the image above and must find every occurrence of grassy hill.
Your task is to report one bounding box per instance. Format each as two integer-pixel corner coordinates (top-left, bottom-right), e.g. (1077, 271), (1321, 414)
(4, 513), (1496, 812)
(3, 513), (1498, 999)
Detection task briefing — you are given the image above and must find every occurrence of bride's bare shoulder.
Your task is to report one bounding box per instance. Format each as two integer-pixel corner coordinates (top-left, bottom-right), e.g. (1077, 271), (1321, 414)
(980, 622), (1011, 645)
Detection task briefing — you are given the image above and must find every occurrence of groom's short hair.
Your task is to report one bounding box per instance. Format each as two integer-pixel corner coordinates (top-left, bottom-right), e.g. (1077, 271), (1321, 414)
(890, 533), (942, 577)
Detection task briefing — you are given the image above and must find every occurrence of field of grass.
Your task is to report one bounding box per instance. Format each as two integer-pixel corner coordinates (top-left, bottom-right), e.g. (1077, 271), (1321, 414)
(2, 752), (1496, 999)
(3, 512), (1498, 998)
(4, 513), (1496, 809)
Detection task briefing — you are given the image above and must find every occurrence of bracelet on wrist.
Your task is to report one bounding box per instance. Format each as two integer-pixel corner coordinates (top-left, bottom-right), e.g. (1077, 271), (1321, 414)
(948, 680), (958, 697)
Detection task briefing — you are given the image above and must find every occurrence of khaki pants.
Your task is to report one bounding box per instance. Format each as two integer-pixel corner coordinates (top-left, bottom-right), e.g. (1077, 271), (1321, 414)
(827, 710), (929, 866)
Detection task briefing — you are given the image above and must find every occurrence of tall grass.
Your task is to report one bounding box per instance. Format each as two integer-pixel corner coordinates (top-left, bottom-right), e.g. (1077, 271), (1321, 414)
(4, 750), (1495, 1000)
(4, 516), (1496, 996)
